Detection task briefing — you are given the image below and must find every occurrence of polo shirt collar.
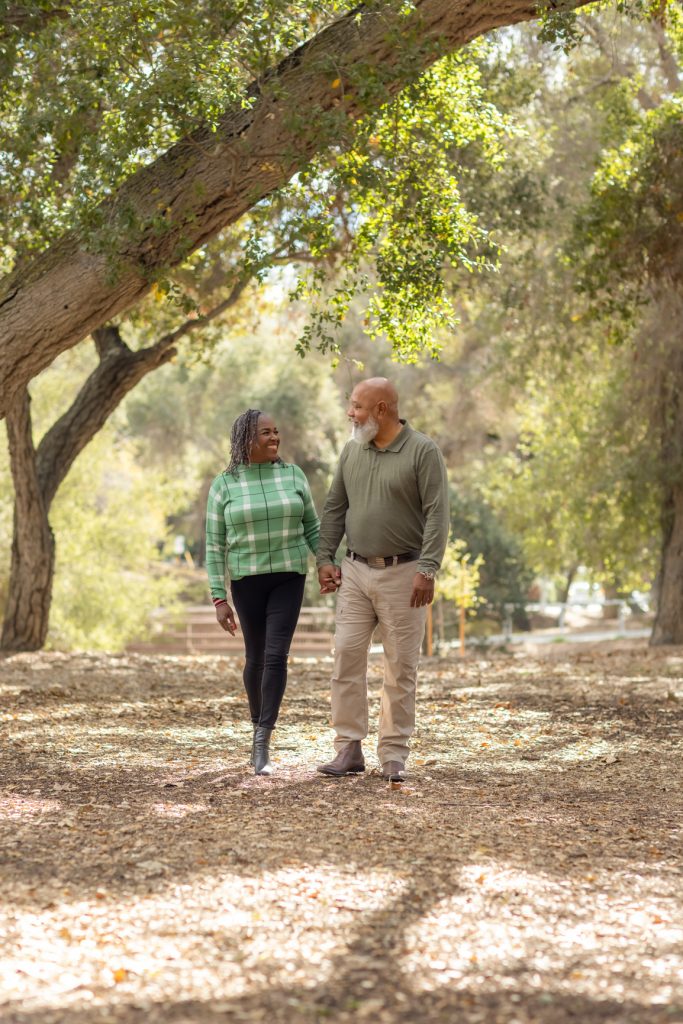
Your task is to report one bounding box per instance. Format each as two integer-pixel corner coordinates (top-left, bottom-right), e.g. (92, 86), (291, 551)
(364, 419), (411, 452)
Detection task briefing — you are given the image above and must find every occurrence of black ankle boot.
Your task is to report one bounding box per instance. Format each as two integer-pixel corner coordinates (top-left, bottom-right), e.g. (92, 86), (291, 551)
(249, 723), (258, 767)
(253, 726), (273, 776)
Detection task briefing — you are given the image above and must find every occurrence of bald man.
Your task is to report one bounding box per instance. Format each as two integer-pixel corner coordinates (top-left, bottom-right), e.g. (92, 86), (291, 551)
(316, 378), (449, 782)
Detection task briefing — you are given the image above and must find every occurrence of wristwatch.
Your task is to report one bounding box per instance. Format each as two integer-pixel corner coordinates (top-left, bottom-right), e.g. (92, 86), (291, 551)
(418, 569), (436, 580)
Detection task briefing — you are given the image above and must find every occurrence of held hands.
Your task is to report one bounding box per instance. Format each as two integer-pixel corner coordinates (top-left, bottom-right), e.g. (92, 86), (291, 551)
(410, 572), (434, 608)
(215, 602), (237, 635)
(318, 563), (341, 594)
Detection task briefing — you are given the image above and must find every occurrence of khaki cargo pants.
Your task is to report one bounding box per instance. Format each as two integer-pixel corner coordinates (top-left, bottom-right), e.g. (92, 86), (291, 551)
(331, 555), (427, 765)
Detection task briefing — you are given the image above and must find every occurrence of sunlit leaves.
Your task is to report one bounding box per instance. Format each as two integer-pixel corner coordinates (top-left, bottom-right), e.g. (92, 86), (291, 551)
(436, 539), (485, 612)
(285, 46), (512, 361)
(0, 0), (358, 268)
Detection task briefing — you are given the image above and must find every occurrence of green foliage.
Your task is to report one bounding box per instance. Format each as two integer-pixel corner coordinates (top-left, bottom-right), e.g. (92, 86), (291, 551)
(0, 0), (357, 266)
(481, 343), (662, 590)
(48, 431), (188, 651)
(436, 539), (484, 612)
(0, 2), (518, 364)
(537, 6), (585, 54)
(289, 46), (511, 361)
(570, 98), (683, 318)
(444, 10), (681, 601)
(0, 347), (192, 651)
(449, 490), (534, 614)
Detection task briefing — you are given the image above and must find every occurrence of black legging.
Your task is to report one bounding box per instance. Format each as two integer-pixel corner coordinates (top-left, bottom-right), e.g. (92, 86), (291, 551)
(230, 572), (306, 730)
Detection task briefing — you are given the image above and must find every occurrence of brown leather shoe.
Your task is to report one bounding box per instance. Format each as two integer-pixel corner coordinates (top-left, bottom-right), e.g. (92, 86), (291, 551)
(317, 741), (365, 776)
(382, 760), (406, 782)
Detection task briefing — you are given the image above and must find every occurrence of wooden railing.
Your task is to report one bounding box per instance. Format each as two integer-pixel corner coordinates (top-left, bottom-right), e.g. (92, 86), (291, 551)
(127, 605), (335, 656)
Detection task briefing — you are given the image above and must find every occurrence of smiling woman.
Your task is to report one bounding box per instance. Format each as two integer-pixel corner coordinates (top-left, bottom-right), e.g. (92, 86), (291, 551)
(205, 408), (320, 776)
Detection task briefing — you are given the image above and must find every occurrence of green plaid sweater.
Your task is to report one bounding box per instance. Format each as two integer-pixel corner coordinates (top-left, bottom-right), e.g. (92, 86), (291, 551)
(205, 461), (320, 599)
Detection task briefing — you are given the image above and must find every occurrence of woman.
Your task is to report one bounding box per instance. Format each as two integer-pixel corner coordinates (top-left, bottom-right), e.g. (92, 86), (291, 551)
(205, 408), (319, 775)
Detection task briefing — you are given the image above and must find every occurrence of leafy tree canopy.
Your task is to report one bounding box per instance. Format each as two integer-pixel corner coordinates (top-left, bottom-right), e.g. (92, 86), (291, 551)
(570, 97), (683, 322)
(0, 0), (356, 260)
(0, 0), (599, 363)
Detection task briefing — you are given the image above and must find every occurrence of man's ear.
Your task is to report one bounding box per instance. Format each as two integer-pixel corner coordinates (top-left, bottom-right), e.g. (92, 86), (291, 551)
(376, 400), (387, 417)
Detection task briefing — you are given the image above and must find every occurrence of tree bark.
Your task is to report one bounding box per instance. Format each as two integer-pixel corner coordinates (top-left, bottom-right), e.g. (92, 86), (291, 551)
(0, 0), (594, 417)
(650, 482), (683, 644)
(0, 330), (178, 650)
(1, 390), (55, 651)
(35, 326), (178, 507)
(558, 564), (578, 605)
(1, 273), (248, 650)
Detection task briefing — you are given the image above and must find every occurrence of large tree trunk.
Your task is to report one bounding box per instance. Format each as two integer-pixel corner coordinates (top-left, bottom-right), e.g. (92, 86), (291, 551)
(1, 283), (244, 650)
(1, 390), (55, 651)
(0, 331), (173, 650)
(650, 482), (683, 644)
(0, 327), (177, 650)
(0, 0), (595, 417)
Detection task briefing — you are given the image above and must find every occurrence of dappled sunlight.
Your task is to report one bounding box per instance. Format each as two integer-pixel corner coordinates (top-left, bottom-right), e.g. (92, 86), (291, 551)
(150, 803), (204, 819)
(0, 649), (680, 1022)
(0, 795), (62, 820)
(0, 866), (406, 1016)
(401, 863), (683, 1004)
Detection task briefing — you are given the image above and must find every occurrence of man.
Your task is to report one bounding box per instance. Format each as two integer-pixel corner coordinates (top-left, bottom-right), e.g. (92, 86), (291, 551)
(316, 377), (449, 782)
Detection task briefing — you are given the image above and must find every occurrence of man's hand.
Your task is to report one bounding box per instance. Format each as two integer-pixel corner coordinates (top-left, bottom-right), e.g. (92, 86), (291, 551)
(318, 564), (341, 594)
(410, 572), (434, 608)
(215, 602), (237, 635)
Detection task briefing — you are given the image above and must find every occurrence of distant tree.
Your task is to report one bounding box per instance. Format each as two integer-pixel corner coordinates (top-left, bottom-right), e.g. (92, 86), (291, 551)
(436, 539), (484, 655)
(449, 491), (533, 623)
(569, 98), (683, 642)
(459, 9), (681, 640)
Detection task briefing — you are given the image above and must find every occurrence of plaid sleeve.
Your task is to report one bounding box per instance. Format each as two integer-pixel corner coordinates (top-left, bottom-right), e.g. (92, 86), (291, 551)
(205, 476), (228, 601)
(294, 466), (320, 555)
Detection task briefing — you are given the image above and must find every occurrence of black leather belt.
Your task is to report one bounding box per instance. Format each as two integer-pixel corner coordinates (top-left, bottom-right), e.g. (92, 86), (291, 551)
(347, 549), (420, 569)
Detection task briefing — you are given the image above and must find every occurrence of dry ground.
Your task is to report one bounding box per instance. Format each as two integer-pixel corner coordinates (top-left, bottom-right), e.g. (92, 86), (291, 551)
(0, 641), (681, 1024)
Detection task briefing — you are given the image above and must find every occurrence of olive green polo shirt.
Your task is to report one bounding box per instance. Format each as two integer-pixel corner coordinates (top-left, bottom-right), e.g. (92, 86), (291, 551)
(316, 421), (449, 576)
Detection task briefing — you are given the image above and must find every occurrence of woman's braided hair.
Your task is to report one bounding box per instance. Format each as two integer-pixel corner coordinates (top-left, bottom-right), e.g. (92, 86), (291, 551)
(226, 408), (261, 476)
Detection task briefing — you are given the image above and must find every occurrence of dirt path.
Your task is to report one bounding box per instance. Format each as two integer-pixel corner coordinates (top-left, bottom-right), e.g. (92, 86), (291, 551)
(0, 645), (681, 1023)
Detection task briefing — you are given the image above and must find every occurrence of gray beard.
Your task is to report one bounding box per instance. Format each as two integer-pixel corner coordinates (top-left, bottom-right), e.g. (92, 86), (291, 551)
(351, 417), (379, 445)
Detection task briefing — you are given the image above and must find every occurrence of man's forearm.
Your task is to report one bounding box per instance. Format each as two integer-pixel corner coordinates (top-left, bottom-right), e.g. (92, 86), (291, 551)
(316, 460), (348, 565)
(316, 511), (346, 565)
(418, 453), (450, 574)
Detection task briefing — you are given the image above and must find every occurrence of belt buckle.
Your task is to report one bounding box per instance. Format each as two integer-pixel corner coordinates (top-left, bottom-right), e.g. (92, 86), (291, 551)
(367, 555), (387, 569)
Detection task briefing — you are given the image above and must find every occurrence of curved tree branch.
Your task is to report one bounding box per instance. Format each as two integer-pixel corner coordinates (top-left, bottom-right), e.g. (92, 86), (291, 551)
(0, 0), (596, 417)
(34, 277), (250, 506)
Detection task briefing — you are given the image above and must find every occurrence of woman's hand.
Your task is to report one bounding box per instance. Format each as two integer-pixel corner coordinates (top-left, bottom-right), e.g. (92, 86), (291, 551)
(215, 602), (237, 635)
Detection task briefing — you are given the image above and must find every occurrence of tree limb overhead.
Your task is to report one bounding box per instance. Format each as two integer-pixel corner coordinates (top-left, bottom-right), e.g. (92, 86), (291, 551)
(0, 0), (595, 417)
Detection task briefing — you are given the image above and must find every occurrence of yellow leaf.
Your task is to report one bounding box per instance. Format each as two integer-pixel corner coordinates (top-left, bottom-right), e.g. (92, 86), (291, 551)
(331, 78), (341, 89)
(113, 968), (127, 983)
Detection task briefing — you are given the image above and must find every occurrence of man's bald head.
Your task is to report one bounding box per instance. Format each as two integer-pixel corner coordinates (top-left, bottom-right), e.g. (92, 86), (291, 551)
(347, 377), (402, 448)
(352, 377), (399, 418)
